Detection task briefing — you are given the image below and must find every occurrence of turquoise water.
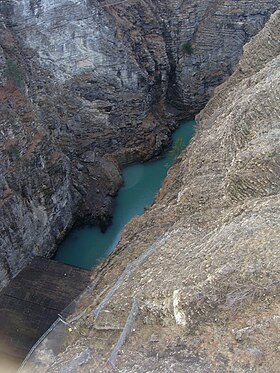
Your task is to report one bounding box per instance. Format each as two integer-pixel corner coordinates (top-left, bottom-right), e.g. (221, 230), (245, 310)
(54, 120), (196, 268)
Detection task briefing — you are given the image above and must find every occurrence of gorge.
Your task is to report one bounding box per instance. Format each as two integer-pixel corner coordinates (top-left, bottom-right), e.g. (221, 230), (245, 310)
(23, 9), (279, 372)
(1, 0), (279, 287)
(0, 0), (279, 372)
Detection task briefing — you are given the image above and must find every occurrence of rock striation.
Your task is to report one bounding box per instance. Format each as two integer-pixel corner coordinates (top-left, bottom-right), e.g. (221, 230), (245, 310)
(0, 0), (279, 286)
(23, 10), (280, 372)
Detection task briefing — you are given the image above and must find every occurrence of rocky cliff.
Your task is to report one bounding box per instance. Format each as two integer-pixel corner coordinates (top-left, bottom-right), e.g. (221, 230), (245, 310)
(0, 0), (279, 286)
(23, 9), (280, 372)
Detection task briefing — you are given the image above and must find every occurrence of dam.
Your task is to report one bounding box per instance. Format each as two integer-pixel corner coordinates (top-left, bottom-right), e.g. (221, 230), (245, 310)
(0, 257), (91, 370)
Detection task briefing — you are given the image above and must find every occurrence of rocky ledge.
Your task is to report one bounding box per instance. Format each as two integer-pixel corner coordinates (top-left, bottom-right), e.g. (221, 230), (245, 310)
(26, 10), (280, 372)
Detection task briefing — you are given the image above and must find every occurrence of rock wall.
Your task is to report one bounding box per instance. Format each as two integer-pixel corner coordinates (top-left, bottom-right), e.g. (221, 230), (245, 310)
(8, 0), (280, 113)
(26, 10), (280, 372)
(0, 21), (72, 287)
(0, 0), (279, 286)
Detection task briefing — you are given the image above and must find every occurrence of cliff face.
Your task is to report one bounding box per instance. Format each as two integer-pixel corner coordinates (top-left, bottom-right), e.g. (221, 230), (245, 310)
(0, 0), (279, 286)
(25, 10), (280, 372)
(0, 21), (73, 287)
(7, 0), (280, 113)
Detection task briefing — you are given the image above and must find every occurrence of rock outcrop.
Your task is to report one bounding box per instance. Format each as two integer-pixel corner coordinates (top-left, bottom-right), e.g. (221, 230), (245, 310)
(23, 10), (280, 372)
(0, 0), (279, 286)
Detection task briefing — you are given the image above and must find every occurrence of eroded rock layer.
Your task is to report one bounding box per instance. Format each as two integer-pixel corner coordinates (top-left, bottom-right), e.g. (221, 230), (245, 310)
(0, 0), (279, 286)
(25, 10), (280, 372)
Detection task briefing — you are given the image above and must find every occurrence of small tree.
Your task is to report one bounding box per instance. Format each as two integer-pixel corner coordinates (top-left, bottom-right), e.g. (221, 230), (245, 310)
(181, 42), (193, 56)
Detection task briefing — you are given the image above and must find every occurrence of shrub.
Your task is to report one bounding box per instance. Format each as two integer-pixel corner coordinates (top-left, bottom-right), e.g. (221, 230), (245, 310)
(5, 58), (24, 88)
(166, 137), (185, 167)
(181, 42), (193, 56)
(8, 144), (20, 161)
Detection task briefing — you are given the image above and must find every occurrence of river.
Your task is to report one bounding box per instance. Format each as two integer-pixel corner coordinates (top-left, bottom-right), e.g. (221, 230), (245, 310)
(54, 119), (196, 268)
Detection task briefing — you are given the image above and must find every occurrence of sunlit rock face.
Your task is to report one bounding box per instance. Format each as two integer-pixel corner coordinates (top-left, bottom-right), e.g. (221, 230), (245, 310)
(0, 0), (279, 287)
(9, 0), (279, 107)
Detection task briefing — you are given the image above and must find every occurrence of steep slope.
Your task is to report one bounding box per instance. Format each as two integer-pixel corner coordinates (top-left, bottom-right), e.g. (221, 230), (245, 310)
(0, 20), (73, 287)
(0, 0), (279, 286)
(25, 10), (280, 372)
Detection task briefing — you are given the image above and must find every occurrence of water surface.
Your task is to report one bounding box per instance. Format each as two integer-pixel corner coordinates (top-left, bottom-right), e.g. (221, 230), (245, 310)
(55, 119), (196, 268)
